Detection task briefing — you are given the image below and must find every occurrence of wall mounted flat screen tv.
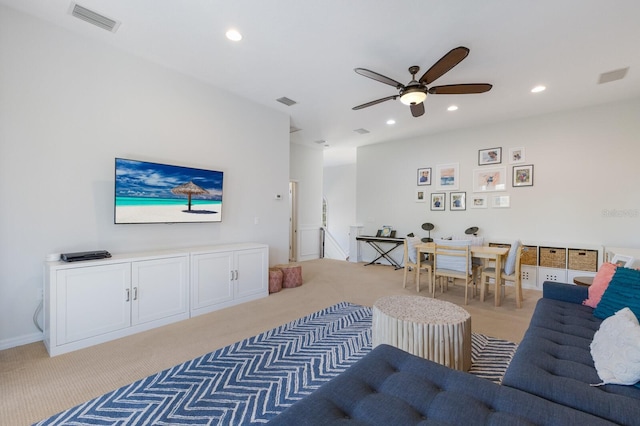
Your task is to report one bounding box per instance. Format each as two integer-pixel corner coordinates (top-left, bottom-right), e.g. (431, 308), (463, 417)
(115, 158), (223, 224)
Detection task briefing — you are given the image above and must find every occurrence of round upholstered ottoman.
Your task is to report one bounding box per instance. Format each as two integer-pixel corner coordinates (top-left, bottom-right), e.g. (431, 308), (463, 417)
(280, 265), (303, 288)
(269, 268), (283, 293)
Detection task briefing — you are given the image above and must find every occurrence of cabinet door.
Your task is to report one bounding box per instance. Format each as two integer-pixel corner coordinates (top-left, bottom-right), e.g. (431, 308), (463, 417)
(131, 256), (188, 325)
(56, 263), (131, 345)
(191, 251), (234, 309)
(234, 247), (267, 299)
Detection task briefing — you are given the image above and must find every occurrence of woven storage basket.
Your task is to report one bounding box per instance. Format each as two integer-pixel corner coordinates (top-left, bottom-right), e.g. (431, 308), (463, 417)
(521, 245), (538, 266)
(568, 249), (598, 272)
(539, 247), (567, 269)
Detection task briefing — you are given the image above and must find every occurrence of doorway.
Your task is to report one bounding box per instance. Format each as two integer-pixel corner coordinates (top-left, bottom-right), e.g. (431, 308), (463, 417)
(289, 181), (298, 262)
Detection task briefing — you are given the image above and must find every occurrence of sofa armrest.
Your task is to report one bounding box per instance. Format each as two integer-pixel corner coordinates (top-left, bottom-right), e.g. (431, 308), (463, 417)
(543, 281), (588, 304)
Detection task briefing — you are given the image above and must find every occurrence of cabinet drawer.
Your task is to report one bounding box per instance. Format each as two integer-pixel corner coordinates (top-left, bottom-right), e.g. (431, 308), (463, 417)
(537, 267), (568, 287)
(568, 249), (598, 272)
(539, 247), (566, 268)
(521, 265), (537, 288)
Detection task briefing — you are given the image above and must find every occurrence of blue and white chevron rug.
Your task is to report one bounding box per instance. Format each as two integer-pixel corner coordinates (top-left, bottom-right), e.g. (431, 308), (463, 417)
(35, 302), (517, 425)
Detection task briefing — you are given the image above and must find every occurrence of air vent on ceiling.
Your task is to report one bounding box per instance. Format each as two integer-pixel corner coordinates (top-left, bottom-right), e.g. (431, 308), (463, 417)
(598, 67), (629, 84)
(314, 140), (326, 144)
(276, 97), (297, 106)
(289, 126), (302, 133)
(353, 128), (370, 135)
(69, 3), (121, 33)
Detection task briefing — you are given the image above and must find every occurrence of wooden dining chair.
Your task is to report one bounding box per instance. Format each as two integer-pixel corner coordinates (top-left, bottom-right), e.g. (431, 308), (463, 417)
(433, 241), (475, 304)
(403, 238), (432, 293)
(480, 245), (523, 308)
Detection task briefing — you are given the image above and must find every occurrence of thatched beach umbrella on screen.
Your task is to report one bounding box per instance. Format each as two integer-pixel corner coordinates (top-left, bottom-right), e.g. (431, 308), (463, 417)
(171, 181), (210, 211)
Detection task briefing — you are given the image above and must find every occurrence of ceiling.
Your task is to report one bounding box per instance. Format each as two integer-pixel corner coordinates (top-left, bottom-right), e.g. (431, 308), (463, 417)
(3, 1), (640, 166)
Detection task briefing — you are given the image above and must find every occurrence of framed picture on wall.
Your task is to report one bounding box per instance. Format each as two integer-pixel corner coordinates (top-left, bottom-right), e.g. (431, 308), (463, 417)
(513, 164), (534, 187)
(611, 254), (634, 267)
(431, 193), (445, 211)
(492, 195), (510, 208)
(478, 147), (502, 165)
(415, 188), (427, 202)
(417, 167), (432, 186)
(470, 194), (488, 208)
(435, 163), (459, 190)
(509, 147), (526, 164)
(450, 192), (466, 211)
(472, 167), (507, 192)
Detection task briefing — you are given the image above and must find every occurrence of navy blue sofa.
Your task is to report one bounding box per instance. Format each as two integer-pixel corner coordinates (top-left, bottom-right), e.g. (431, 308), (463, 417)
(271, 282), (640, 425)
(502, 281), (640, 425)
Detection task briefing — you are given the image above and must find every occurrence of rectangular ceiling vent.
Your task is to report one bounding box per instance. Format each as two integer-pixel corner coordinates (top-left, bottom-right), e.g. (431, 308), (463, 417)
(598, 67), (629, 84)
(276, 97), (297, 106)
(353, 128), (370, 135)
(69, 3), (121, 33)
(314, 140), (326, 144)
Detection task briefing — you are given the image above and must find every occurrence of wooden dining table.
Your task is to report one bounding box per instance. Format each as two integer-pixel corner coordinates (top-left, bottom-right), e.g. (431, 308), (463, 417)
(416, 242), (510, 306)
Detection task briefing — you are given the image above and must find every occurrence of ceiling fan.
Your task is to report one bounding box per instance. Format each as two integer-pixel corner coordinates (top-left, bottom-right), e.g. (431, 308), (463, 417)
(352, 46), (492, 117)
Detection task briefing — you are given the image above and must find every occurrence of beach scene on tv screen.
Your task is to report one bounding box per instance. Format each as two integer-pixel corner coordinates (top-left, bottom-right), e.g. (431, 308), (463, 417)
(115, 158), (223, 223)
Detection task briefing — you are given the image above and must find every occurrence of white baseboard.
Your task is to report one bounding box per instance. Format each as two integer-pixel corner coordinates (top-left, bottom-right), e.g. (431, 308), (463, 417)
(0, 331), (43, 351)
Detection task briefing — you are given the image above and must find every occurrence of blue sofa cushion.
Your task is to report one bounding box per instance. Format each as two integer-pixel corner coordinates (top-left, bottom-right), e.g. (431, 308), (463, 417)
(542, 280), (589, 304)
(503, 296), (640, 425)
(594, 266), (640, 320)
(271, 344), (617, 425)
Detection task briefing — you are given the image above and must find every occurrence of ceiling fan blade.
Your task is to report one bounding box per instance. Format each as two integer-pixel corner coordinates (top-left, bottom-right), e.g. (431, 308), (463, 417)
(352, 95), (399, 110)
(419, 46), (470, 85)
(428, 83), (493, 94)
(354, 68), (405, 89)
(410, 102), (425, 117)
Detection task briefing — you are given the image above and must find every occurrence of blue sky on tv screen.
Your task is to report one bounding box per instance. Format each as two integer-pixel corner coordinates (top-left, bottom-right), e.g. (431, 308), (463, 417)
(115, 159), (223, 200)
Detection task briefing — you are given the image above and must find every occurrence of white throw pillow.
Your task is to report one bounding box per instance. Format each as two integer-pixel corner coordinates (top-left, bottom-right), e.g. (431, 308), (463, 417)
(406, 236), (421, 264)
(590, 307), (640, 386)
(503, 240), (521, 276)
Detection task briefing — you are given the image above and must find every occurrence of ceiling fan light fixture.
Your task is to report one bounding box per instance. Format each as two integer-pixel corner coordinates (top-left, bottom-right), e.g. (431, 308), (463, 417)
(400, 87), (427, 105)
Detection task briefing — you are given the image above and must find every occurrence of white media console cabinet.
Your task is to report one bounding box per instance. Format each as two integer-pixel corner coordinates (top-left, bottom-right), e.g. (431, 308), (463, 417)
(44, 243), (268, 356)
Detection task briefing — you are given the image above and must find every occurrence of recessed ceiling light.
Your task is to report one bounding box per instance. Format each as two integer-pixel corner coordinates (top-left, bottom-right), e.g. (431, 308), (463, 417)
(531, 85), (546, 93)
(447, 105), (458, 111)
(225, 29), (242, 41)
(386, 119), (396, 125)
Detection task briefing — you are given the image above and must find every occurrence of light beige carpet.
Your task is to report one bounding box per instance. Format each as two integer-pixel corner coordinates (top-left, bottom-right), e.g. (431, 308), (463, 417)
(0, 258), (540, 425)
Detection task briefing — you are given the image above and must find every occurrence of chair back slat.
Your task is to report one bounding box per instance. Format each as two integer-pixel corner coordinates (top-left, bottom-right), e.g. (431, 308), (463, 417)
(434, 242), (471, 275)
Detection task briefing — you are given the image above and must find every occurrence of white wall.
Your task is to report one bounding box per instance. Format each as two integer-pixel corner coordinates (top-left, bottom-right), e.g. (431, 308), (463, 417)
(323, 164), (356, 258)
(290, 143), (323, 261)
(356, 99), (640, 251)
(0, 7), (290, 349)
